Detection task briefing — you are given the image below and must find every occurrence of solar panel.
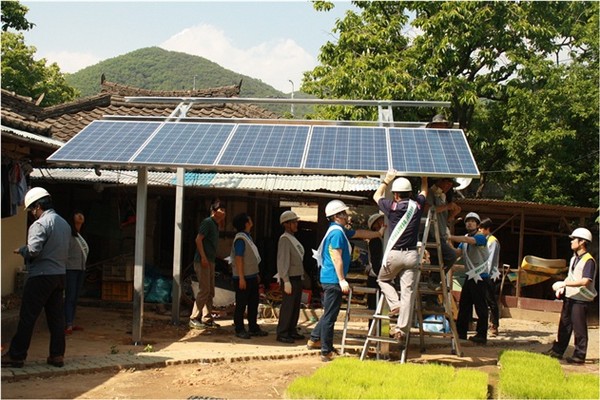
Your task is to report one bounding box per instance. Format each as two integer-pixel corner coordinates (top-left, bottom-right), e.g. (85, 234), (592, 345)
(47, 121), (161, 163)
(388, 128), (479, 176)
(48, 120), (480, 178)
(303, 126), (389, 174)
(216, 124), (309, 170)
(133, 122), (235, 166)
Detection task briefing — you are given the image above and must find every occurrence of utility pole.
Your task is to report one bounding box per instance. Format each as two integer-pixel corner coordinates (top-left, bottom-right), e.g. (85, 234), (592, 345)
(288, 80), (294, 118)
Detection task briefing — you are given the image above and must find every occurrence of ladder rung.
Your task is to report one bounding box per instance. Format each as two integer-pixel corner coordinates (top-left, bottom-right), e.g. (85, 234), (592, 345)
(343, 335), (368, 343)
(364, 335), (400, 345)
(348, 311), (376, 319)
(420, 265), (444, 272)
(351, 286), (378, 295)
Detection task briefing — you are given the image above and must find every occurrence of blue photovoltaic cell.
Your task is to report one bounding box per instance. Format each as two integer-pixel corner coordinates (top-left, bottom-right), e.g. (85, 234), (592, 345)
(134, 122), (235, 166)
(217, 124), (309, 169)
(304, 126), (389, 172)
(47, 121), (161, 163)
(388, 128), (479, 176)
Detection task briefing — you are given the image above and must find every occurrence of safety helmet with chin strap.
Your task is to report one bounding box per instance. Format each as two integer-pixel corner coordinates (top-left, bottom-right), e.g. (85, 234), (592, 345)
(464, 212), (481, 223)
(280, 210), (299, 224)
(24, 187), (50, 210)
(391, 177), (412, 193)
(569, 227), (592, 242)
(325, 200), (349, 217)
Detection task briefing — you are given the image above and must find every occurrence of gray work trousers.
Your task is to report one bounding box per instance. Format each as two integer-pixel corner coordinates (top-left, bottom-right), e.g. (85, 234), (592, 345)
(377, 249), (419, 334)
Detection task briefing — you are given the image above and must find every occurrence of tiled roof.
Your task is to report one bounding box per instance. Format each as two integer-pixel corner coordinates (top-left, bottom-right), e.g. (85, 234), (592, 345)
(0, 89), (52, 135)
(1, 78), (279, 143)
(99, 75), (242, 98)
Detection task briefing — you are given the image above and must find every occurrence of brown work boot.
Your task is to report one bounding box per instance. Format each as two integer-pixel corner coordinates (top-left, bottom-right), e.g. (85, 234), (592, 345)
(306, 339), (321, 350)
(393, 330), (407, 350)
(47, 355), (64, 368)
(1, 353), (24, 368)
(320, 352), (335, 362)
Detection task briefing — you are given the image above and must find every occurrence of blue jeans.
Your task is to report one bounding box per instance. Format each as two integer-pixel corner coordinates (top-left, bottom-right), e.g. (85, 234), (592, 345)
(310, 283), (343, 355)
(64, 270), (85, 326)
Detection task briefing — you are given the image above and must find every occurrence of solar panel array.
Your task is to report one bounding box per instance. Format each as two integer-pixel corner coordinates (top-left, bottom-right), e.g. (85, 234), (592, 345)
(48, 120), (480, 177)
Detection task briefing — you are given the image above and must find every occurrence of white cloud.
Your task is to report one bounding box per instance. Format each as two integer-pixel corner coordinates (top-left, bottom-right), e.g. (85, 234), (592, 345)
(39, 51), (101, 74)
(160, 24), (314, 93)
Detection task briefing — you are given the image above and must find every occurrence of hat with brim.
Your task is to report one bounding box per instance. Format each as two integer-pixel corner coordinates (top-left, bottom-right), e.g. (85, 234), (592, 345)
(367, 213), (384, 230)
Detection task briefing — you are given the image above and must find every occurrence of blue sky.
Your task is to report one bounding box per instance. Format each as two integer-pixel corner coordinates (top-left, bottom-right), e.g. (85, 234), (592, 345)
(20, 1), (355, 92)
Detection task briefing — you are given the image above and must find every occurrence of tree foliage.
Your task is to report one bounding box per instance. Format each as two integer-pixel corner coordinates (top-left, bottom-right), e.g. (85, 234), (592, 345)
(1, 31), (77, 106)
(305, 1), (598, 208)
(1, 1), (77, 106)
(1, 1), (34, 32)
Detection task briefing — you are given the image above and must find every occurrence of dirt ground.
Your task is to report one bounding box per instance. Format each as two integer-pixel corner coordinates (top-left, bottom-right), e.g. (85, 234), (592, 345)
(1, 303), (598, 399)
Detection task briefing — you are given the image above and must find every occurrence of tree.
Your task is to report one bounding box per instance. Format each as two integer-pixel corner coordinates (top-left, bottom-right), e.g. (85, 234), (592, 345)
(1, 1), (34, 32)
(1, 31), (78, 106)
(304, 1), (598, 208)
(1, 2), (78, 106)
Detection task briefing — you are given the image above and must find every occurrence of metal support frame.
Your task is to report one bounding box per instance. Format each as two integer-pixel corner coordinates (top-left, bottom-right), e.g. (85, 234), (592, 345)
(132, 167), (148, 345)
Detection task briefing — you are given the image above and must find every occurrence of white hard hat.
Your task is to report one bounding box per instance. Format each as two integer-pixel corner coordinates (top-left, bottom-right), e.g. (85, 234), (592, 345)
(367, 213), (384, 230)
(464, 212), (481, 223)
(391, 177), (412, 193)
(325, 199), (349, 217)
(24, 187), (50, 210)
(570, 227), (592, 242)
(280, 210), (299, 224)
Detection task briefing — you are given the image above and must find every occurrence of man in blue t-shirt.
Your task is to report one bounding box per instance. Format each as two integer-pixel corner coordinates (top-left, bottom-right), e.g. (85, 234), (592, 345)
(307, 200), (382, 362)
(449, 212), (489, 344)
(373, 172), (428, 347)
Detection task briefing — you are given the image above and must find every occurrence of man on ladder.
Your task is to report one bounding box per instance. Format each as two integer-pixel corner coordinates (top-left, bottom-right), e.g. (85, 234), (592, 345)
(373, 171), (428, 348)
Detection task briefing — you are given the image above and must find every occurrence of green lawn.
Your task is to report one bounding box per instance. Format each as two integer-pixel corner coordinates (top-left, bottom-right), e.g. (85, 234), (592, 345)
(285, 351), (599, 399)
(286, 357), (488, 399)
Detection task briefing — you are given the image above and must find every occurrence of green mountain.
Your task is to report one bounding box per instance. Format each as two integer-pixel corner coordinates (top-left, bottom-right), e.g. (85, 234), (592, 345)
(65, 47), (313, 116)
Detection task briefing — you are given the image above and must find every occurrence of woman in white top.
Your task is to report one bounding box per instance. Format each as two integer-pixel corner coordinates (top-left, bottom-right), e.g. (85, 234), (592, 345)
(64, 211), (89, 335)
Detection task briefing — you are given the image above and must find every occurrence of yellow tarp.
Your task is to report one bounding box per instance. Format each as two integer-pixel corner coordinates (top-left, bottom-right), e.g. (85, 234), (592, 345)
(510, 256), (567, 287)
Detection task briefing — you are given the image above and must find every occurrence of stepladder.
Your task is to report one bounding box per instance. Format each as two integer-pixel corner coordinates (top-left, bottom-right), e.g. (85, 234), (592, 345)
(359, 206), (463, 363)
(415, 207), (463, 357)
(340, 285), (381, 356)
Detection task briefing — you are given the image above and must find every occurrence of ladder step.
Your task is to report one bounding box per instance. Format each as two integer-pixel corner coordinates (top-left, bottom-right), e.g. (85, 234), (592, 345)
(347, 311), (377, 319)
(364, 335), (400, 345)
(418, 287), (445, 295)
(342, 337), (369, 344)
(420, 265), (444, 272)
(351, 287), (379, 295)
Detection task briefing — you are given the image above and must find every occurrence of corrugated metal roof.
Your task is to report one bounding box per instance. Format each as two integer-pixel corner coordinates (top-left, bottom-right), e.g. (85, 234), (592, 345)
(31, 168), (380, 192)
(456, 198), (597, 218)
(1, 125), (64, 148)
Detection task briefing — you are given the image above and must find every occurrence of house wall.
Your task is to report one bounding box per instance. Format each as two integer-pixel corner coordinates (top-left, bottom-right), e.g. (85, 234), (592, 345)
(1, 208), (28, 295)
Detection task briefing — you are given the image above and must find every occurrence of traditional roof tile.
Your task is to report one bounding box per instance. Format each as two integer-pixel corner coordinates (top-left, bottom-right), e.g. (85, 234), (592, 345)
(0, 89), (52, 135)
(1, 78), (279, 143)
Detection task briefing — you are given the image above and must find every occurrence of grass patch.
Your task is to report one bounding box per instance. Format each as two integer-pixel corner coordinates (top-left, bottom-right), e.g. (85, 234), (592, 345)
(286, 357), (488, 399)
(498, 350), (599, 399)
